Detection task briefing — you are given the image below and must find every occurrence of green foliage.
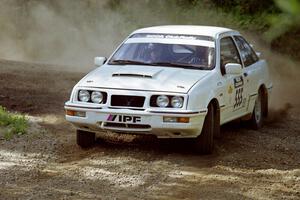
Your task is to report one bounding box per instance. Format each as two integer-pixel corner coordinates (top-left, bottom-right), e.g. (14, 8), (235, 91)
(211, 0), (277, 15)
(276, 0), (300, 14)
(265, 0), (300, 41)
(0, 106), (28, 140)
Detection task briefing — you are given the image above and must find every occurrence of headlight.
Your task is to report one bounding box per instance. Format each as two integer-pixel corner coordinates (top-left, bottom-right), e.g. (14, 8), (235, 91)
(78, 90), (90, 102)
(171, 96), (183, 108)
(91, 91), (103, 103)
(156, 95), (169, 107)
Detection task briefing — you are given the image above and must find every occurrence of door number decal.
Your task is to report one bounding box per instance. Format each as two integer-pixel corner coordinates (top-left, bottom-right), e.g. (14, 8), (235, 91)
(233, 76), (246, 110)
(234, 76), (244, 88)
(234, 87), (243, 108)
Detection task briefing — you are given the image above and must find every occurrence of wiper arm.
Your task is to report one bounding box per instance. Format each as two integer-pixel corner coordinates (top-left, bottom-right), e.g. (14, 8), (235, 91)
(108, 59), (153, 66)
(108, 60), (207, 70)
(151, 62), (206, 70)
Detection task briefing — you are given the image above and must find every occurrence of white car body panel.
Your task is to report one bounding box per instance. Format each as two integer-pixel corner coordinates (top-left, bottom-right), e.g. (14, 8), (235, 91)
(131, 25), (236, 38)
(65, 25), (272, 138)
(77, 65), (210, 93)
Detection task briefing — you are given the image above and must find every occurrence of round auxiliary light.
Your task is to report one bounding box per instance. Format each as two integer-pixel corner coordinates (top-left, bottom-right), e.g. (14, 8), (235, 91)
(171, 96), (183, 108)
(156, 95), (169, 107)
(91, 91), (104, 103)
(78, 90), (90, 102)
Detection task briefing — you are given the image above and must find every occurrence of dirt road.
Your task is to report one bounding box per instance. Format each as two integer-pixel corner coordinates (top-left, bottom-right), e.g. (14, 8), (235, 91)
(0, 60), (299, 199)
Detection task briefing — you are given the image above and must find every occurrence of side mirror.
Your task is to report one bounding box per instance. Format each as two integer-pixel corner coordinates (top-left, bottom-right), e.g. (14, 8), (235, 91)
(225, 63), (242, 75)
(94, 57), (107, 67)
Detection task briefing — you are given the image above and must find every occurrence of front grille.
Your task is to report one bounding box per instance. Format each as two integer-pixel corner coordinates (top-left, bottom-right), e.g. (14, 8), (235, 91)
(104, 122), (151, 129)
(111, 95), (145, 108)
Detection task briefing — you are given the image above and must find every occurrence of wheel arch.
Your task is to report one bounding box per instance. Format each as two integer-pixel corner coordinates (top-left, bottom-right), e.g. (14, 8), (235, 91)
(209, 98), (220, 112)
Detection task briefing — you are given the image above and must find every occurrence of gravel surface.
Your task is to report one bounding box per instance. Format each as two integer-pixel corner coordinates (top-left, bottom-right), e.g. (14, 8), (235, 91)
(0, 60), (299, 200)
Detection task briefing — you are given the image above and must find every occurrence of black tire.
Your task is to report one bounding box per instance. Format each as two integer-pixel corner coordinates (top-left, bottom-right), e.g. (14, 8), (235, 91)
(76, 130), (95, 148)
(214, 106), (221, 139)
(262, 89), (269, 119)
(250, 90), (264, 130)
(193, 103), (215, 154)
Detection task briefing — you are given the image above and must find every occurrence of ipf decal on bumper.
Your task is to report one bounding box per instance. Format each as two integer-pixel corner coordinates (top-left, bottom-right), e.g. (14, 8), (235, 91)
(107, 114), (141, 123)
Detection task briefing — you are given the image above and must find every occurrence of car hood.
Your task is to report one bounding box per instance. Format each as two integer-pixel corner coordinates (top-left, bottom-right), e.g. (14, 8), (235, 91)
(78, 65), (210, 93)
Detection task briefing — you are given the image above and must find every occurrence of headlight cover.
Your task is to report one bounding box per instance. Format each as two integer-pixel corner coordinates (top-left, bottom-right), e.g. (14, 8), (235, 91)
(156, 95), (169, 107)
(91, 91), (103, 103)
(78, 90), (90, 102)
(171, 96), (184, 108)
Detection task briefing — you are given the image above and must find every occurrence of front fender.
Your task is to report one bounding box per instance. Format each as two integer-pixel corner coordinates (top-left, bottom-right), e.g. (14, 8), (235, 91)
(187, 74), (221, 110)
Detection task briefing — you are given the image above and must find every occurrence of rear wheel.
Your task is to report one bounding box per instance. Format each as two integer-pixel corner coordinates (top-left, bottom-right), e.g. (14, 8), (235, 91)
(250, 90), (264, 129)
(193, 103), (215, 154)
(76, 130), (95, 148)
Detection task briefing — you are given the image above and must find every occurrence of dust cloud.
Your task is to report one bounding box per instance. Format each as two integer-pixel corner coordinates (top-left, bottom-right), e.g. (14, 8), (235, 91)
(0, 0), (126, 69)
(262, 48), (300, 110)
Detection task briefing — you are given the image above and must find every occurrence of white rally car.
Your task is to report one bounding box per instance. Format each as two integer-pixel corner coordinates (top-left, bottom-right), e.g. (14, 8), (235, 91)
(65, 26), (272, 154)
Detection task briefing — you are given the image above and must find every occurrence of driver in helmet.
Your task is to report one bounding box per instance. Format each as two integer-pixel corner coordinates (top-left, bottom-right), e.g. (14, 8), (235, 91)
(146, 43), (162, 63)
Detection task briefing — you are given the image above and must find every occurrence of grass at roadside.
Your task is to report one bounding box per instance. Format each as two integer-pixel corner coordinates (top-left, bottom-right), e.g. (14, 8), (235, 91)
(0, 106), (28, 140)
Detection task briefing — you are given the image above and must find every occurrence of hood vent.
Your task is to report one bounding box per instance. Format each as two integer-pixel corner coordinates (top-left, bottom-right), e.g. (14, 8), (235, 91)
(111, 67), (163, 79)
(112, 73), (152, 78)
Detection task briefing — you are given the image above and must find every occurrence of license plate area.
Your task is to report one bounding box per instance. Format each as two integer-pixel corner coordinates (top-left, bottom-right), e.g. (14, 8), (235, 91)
(103, 122), (151, 130)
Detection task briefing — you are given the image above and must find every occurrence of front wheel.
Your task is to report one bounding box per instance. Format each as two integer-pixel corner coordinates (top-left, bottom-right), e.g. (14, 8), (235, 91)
(193, 103), (215, 154)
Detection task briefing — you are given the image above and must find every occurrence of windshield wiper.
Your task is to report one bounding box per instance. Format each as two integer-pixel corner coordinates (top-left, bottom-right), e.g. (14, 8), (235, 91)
(109, 60), (207, 70)
(151, 62), (206, 70)
(108, 59), (153, 66)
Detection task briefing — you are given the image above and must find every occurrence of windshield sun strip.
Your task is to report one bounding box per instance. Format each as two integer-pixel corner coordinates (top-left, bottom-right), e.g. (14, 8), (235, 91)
(124, 38), (215, 48)
(131, 33), (214, 41)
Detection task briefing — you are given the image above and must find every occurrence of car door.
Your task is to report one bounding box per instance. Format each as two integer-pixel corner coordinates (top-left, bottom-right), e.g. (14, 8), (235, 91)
(233, 36), (260, 114)
(219, 36), (248, 122)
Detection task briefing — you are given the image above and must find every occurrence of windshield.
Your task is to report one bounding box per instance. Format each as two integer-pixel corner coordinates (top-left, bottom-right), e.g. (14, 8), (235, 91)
(108, 42), (215, 70)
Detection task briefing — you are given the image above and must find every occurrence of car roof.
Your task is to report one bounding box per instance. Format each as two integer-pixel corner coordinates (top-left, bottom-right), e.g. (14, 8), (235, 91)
(131, 25), (238, 38)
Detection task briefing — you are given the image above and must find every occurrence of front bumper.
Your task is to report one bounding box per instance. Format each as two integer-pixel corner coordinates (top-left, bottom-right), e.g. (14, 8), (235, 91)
(64, 102), (207, 138)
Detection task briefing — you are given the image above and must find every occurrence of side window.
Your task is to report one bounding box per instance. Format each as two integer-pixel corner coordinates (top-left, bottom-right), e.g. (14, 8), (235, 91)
(220, 37), (241, 74)
(234, 36), (258, 67)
